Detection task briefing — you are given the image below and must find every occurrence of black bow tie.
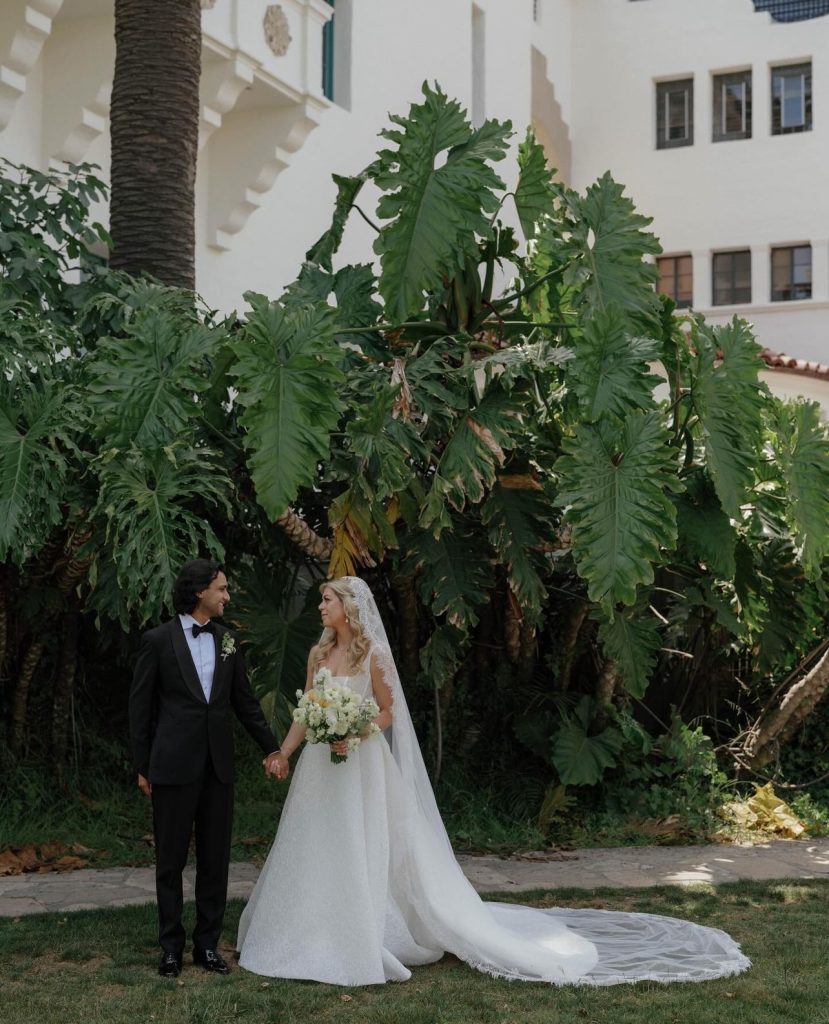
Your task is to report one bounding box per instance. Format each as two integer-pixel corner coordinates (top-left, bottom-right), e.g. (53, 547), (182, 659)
(192, 622), (215, 638)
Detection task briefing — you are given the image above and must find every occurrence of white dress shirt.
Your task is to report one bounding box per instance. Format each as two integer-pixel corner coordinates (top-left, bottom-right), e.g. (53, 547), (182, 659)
(178, 613), (216, 702)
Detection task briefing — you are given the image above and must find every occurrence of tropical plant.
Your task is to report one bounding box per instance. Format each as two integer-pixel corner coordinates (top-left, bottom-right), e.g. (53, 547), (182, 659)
(3, 83), (829, 833)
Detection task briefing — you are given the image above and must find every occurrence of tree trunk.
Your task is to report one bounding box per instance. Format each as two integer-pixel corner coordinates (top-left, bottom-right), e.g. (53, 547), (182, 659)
(517, 621), (537, 686)
(110, 0), (202, 288)
(594, 658), (619, 726)
(744, 643), (829, 771)
(0, 564), (7, 673)
(10, 640), (45, 756)
(276, 508), (334, 561)
(52, 612), (79, 786)
(504, 587), (521, 664)
(391, 573), (419, 687)
(559, 599), (589, 691)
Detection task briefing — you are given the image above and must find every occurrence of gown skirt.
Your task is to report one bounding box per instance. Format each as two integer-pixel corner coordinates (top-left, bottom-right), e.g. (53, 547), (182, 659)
(237, 673), (750, 987)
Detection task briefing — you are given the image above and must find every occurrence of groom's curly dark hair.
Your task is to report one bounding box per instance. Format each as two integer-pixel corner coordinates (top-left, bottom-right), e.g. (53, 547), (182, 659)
(173, 559), (224, 615)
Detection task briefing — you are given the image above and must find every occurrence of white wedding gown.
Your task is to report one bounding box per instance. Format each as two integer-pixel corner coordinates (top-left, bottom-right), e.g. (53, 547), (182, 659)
(234, 659), (749, 987)
(237, 662), (750, 987)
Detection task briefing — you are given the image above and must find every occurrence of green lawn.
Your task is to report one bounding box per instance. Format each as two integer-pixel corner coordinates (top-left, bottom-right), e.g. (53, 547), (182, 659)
(2, 880), (827, 1024)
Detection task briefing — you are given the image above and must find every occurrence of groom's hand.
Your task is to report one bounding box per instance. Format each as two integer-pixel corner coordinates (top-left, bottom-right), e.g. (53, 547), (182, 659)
(137, 773), (152, 797)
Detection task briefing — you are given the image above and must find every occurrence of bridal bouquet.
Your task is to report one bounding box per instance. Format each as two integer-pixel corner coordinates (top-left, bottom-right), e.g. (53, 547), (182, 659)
(294, 667), (380, 764)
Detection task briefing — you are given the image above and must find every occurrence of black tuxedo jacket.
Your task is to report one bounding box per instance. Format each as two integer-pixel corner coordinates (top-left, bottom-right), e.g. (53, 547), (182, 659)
(128, 618), (278, 785)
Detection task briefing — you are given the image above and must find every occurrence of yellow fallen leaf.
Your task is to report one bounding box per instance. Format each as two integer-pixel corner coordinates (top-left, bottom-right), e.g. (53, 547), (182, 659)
(747, 782), (806, 838)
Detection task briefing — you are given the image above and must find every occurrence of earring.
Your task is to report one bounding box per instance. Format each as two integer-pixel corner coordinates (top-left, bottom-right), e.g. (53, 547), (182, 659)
(345, 616), (350, 623)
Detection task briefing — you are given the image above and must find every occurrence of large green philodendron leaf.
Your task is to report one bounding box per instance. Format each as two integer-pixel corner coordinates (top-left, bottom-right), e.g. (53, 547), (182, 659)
(514, 129), (558, 241)
(305, 169), (372, 273)
(475, 339), (573, 392)
(418, 622), (467, 691)
(346, 384), (428, 502)
(675, 472), (737, 578)
(233, 293), (345, 519)
(93, 445), (230, 624)
(420, 386), (524, 533)
(752, 538), (820, 674)
(597, 605), (661, 699)
(769, 399), (829, 577)
(558, 172), (661, 322)
(373, 82), (511, 322)
(556, 409), (680, 613)
(87, 310), (221, 446)
(690, 317), (768, 519)
(0, 377), (78, 562)
(405, 528), (495, 631)
(405, 337), (469, 436)
(552, 697), (623, 786)
(481, 483), (550, 617)
(229, 562), (322, 734)
(567, 306), (662, 422)
(332, 264), (384, 352)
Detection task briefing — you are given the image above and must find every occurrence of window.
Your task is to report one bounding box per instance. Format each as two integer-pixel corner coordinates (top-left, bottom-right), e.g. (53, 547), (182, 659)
(712, 251), (751, 305)
(656, 79), (693, 149)
(713, 70), (752, 141)
(322, 0), (335, 100)
(771, 62), (812, 134)
(771, 245), (812, 300)
(657, 255), (693, 308)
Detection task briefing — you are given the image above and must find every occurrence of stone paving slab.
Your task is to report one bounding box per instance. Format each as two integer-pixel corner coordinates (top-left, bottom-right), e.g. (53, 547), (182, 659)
(1, 840), (828, 917)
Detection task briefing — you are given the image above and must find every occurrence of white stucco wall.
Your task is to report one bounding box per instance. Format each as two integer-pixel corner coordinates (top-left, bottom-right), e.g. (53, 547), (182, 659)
(1, 0), (828, 399)
(196, 0), (540, 309)
(569, 0), (829, 363)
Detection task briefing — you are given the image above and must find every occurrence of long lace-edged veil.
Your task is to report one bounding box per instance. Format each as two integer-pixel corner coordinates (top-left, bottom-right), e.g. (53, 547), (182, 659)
(327, 576), (751, 986)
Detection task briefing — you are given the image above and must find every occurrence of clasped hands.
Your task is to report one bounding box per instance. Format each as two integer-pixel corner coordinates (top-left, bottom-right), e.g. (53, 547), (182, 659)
(263, 750), (289, 780)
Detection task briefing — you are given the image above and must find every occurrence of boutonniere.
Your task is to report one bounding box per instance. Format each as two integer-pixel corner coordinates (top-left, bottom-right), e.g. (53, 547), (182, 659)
(221, 633), (236, 661)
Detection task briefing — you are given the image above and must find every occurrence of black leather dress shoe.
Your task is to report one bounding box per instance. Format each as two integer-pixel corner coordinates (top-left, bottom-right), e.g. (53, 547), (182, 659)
(158, 952), (183, 978)
(193, 948), (230, 974)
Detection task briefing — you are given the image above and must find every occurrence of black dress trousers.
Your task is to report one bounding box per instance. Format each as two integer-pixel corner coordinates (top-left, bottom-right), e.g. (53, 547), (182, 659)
(151, 750), (234, 954)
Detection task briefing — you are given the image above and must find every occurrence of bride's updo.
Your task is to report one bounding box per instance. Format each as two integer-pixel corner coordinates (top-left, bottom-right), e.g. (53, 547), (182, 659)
(313, 577), (371, 673)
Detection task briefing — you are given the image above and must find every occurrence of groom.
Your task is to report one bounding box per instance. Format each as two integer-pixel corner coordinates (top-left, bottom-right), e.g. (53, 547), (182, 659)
(129, 559), (290, 978)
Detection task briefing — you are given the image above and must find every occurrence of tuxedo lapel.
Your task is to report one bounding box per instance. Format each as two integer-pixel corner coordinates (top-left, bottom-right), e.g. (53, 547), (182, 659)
(170, 619), (208, 704)
(210, 630), (226, 703)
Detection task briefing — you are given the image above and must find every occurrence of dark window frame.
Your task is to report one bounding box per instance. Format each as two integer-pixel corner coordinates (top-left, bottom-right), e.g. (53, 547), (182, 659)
(713, 69), (753, 142)
(771, 244), (812, 301)
(771, 62), (812, 135)
(322, 0), (335, 101)
(656, 78), (694, 150)
(656, 254), (693, 308)
(712, 250), (752, 306)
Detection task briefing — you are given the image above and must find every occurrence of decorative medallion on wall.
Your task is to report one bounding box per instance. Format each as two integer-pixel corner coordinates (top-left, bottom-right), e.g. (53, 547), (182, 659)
(263, 5), (292, 56)
(200, 0), (218, 9)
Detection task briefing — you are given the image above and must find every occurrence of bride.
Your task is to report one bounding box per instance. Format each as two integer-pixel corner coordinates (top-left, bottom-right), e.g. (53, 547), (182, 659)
(237, 576), (750, 986)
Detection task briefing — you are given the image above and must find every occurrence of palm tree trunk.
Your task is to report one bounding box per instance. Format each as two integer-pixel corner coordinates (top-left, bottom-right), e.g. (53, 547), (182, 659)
(276, 508), (334, 561)
(110, 0), (202, 288)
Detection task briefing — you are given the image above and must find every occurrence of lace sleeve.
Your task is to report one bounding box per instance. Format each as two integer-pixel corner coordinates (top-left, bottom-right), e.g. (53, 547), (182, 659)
(369, 644), (396, 720)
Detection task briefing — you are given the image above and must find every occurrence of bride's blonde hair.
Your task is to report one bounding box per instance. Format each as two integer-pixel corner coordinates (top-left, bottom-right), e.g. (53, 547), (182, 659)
(314, 577), (371, 673)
